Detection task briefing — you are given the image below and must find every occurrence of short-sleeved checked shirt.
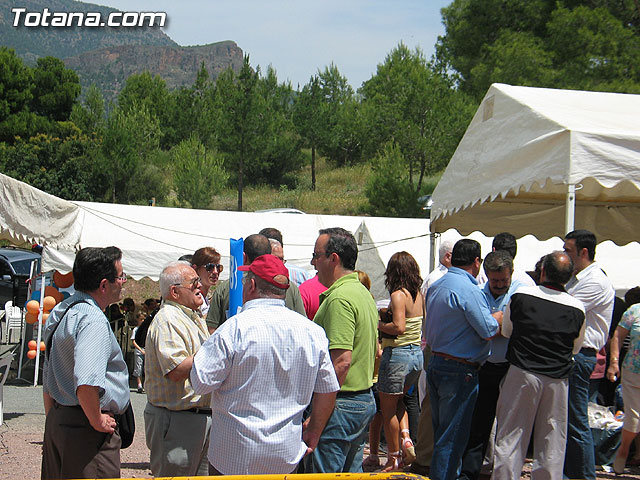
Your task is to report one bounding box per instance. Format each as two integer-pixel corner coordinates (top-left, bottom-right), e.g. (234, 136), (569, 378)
(145, 300), (210, 410)
(191, 297), (339, 474)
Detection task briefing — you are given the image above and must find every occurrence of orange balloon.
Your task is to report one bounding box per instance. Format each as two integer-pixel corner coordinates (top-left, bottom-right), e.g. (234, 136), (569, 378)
(42, 312), (49, 323)
(53, 271), (74, 288)
(44, 285), (59, 299)
(26, 300), (40, 315)
(27, 350), (37, 359)
(25, 312), (39, 324)
(43, 296), (57, 312)
(27, 340), (37, 350)
(40, 341), (46, 351)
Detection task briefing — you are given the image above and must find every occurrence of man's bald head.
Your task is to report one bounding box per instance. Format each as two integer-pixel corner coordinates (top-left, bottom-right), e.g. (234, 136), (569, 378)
(541, 251), (574, 285)
(244, 234), (272, 263)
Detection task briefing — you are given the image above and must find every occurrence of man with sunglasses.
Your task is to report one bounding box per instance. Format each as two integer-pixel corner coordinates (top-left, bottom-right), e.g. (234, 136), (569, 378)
(143, 261), (211, 477)
(305, 227), (378, 473)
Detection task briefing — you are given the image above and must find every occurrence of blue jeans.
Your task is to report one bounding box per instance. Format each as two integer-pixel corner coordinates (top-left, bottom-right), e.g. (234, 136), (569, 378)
(305, 390), (376, 473)
(427, 355), (479, 480)
(564, 350), (597, 480)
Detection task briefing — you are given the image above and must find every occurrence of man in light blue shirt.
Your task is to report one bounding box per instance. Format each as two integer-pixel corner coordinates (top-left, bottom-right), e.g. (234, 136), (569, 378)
(42, 246), (130, 479)
(425, 239), (501, 480)
(460, 250), (522, 480)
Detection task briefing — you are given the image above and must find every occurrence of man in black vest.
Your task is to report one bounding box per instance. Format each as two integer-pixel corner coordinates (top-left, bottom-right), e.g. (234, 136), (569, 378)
(492, 251), (585, 479)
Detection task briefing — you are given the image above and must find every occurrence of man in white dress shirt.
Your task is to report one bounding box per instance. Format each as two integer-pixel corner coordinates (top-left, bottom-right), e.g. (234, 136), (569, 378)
(190, 254), (340, 475)
(420, 239), (454, 298)
(562, 229), (615, 480)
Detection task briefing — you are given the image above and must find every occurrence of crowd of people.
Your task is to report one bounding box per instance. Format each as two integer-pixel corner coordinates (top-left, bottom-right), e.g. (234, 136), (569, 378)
(38, 226), (640, 480)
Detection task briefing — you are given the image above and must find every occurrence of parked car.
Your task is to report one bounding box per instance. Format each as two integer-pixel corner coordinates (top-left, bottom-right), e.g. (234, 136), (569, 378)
(0, 247), (41, 309)
(255, 208), (306, 214)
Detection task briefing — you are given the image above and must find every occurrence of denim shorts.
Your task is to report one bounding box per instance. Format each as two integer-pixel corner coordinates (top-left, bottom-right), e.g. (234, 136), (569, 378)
(378, 344), (423, 394)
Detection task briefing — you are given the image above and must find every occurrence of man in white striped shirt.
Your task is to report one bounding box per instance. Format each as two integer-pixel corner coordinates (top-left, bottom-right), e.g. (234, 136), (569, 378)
(191, 254), (340, 475)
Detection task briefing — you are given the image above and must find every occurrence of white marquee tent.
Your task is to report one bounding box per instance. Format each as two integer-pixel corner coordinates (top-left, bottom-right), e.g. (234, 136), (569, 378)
(431, 83), (640, 244)
(430, 84), (640, 294)
(0, 172), (430, 300)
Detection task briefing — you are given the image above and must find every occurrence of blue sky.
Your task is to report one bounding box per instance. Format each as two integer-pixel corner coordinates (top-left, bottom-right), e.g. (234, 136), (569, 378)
(92, 0), (451, 89)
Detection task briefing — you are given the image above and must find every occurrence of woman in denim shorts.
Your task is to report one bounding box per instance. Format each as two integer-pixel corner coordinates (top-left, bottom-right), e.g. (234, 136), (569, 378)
(377, 251), (424, 472)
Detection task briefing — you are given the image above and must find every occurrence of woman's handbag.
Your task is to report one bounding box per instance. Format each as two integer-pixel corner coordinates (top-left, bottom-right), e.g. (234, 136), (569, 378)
(378, 307), (397, 339)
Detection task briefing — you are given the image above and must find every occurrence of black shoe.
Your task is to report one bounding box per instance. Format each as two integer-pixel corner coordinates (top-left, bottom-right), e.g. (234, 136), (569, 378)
(409, 462), (430, 476)
(137, 387), (144, 393)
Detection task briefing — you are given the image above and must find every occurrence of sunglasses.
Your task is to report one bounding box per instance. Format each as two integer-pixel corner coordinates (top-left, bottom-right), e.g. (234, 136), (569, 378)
(173, 277), (201, 291)
(204, 263), (224, 273)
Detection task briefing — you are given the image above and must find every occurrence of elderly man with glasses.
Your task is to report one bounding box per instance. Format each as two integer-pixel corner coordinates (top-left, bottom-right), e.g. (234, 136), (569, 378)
(143, 261), (212, 477)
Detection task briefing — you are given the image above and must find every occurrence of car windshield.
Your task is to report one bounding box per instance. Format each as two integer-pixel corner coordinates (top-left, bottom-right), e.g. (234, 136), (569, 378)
(12, 258), (39, 275)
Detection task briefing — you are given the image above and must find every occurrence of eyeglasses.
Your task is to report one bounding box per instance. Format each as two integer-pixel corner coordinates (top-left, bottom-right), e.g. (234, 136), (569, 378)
(204, 263), (224, 273)
(172, 277), (201, 291)
(312, 251), (330, 260)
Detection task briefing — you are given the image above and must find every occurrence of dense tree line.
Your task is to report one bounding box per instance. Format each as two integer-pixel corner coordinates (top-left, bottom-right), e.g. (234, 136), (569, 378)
(1, 1), (639, 216)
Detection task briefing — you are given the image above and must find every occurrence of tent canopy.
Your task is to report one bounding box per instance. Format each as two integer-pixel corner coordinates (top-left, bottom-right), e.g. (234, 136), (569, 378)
(430, 83), (640, 245)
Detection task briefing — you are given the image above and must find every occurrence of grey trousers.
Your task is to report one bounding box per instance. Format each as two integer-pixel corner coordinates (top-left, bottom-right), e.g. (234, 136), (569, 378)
(144, 402), (211, 477)
(492, 365), (568, 480)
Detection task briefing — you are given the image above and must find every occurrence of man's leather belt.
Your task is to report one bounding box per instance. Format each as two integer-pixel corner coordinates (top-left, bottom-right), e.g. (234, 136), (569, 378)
(337, 388), (372, 398)
(433, 351), (479, 368)
(184, 406), (212, 415)
(580, 347), (597, 355)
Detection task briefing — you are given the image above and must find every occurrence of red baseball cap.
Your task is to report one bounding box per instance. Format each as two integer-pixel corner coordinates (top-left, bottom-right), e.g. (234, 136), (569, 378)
(238, 254), (290, 289)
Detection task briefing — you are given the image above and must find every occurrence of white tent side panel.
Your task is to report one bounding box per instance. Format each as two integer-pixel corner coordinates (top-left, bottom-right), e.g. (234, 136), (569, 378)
(39, 201), (431, 300)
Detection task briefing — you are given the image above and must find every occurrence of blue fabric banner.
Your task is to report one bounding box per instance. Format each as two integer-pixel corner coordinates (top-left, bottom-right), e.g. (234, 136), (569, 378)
(228, 237), (244, 319)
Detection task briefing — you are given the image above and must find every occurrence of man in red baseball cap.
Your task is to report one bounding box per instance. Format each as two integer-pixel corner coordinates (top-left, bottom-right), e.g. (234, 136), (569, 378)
(237, 253), (291, 292)
(190, 254), (340, 475)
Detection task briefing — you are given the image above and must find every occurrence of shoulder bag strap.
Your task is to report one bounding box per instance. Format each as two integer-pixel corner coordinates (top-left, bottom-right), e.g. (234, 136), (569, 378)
(45, 300), (88, 360)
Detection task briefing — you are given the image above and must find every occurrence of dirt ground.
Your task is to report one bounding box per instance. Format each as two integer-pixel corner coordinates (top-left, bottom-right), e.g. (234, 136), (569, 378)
(2, 383), (640, 479)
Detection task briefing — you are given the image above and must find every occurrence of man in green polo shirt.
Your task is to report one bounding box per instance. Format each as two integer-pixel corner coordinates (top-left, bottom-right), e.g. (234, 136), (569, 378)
(305, 227), (378, 473)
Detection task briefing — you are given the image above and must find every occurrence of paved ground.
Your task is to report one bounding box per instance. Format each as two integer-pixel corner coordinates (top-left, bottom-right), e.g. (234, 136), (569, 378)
(2, 382), (640, 479)
(0, 383), (151, 479)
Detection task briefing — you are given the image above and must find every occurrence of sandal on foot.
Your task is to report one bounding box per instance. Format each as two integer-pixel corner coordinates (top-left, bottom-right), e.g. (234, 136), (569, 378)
(382, 451), (404, 472)
(401, 430), (416, 464)
(614, 454), (626, 475)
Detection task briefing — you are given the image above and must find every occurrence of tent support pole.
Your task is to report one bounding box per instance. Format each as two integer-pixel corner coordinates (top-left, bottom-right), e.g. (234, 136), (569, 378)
(429, 233), (437, 274)
(565, 184), (576, 234)
(33, 246), (46, 387)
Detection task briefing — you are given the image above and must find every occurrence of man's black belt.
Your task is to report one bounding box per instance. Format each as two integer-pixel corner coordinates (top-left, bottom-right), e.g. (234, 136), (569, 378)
(184, 406), (212, 415)
(580, 347), (597, 355)
(53, 400), (112, 414)
(337, 388), (372, 398)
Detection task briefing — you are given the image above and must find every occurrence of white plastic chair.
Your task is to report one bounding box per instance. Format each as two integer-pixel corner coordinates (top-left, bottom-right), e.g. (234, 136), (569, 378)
(0, 353), (13, 425)
(3, 301), (23, 344)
